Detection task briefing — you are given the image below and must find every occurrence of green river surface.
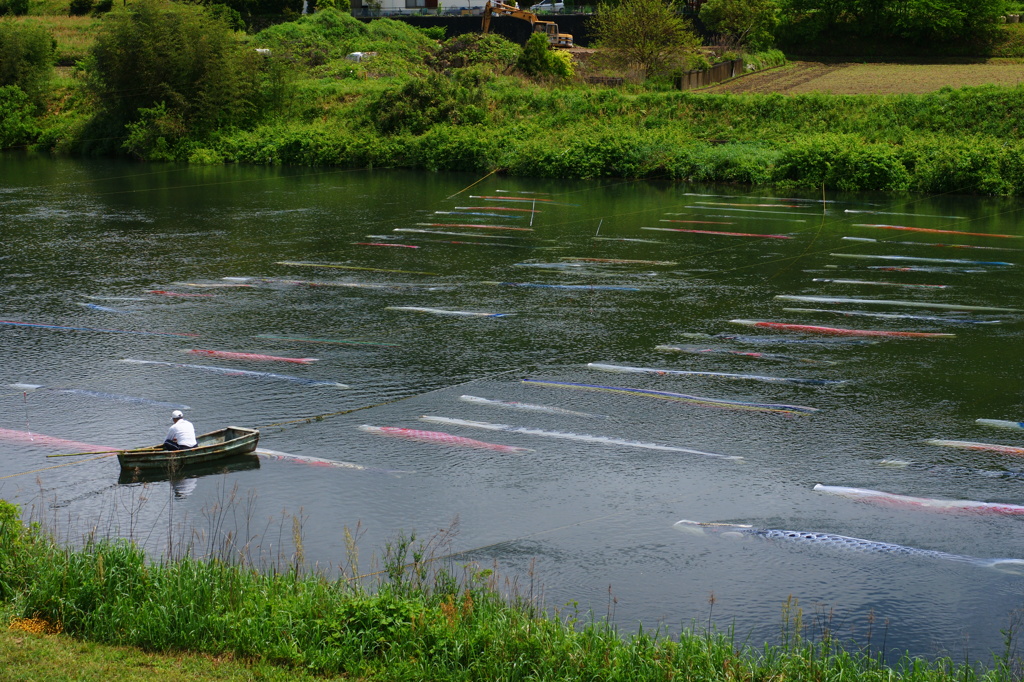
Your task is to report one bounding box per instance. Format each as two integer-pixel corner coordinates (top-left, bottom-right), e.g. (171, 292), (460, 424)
(1, 156), (1022, 662)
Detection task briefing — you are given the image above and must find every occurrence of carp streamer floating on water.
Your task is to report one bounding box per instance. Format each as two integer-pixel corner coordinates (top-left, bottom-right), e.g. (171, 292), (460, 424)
(358, 425), (530, 453)
(386, 306), (511, 318)
(121, 359), (347, 388)
(188, 349), (318, 364)
(673, 520), (1024, 572)
(421, 416), (742, 459)
(813, 484), (1024, 516)
(522, 379), (818, 415)
(730, 319), (956, 339)
(0, 427), (117, 453)
(459, 395), (606, 419)
(774, 295), (1019, 313)
(586, 363), (846, 386)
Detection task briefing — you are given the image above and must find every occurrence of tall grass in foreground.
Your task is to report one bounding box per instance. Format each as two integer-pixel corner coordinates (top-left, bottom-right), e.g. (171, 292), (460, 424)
(2, 497), (1022, 680)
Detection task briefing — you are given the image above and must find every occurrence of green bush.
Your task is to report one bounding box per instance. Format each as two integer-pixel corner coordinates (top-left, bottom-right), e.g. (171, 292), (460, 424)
(0, 19), (55, 110)
(68, 0), (92, 16)
(366, 70), (489, 135)
(516, 32), (573, 78)
(0, 499), (26, 599)
(87, 0), (263, 144)
(428, 32), (521, 71)
(778, 133), (912, 191)
(0, 0), (29, 15)
(699, 0), (779, 51)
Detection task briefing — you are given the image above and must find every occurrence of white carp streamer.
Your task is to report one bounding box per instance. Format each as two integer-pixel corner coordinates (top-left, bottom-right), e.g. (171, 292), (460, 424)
(813, 484), (1024, 515)
(459, 395), (605, 419)
(386, 306), (510, 317)
(420, 416), (741, 460)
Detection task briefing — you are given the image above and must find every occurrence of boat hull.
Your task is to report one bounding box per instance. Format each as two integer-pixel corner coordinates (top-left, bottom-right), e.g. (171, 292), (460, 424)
(117, 426), (260, 470)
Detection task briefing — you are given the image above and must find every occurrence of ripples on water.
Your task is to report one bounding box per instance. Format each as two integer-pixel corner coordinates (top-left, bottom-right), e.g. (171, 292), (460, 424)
(1, 161), (1022, 662)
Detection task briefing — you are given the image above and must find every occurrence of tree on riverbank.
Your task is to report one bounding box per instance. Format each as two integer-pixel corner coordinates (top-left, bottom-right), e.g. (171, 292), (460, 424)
(85, 0), (263, 156)
(588, 0), (701, 79)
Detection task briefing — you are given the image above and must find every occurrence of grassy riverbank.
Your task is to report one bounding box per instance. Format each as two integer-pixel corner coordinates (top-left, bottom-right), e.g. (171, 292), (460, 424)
(6, 5), (1024, 194)
(1, 500), (1021, 681)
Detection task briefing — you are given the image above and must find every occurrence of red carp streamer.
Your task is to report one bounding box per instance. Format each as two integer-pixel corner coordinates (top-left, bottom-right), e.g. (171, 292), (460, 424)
(926, 439), (1024, 456)
(359, 425), (529, 453)
(730, 319), (955, 338)
(645, 227), (790, 239)
(854, 224), (1021, 239)
(0, 427), (117, 452)
(814, 485), (1024, 515)
(189, 349), (318, 364)
(147, 290), (214, 297)
(416, 223), (533, 232)
(660, 219), (735, 225)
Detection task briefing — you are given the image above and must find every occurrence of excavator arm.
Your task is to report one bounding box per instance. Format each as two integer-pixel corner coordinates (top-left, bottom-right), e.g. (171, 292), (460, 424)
(481, 0), (573, 48)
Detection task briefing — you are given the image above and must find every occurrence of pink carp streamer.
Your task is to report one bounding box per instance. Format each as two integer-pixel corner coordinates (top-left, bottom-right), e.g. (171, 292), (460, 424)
(188, 349), (318, 364)
(0, 427), (117, 453)
(455, 206), (540, 213)
(730, 319), (955, 339)
(645, 226), (791, 239)
(359, 425), (530, 453)
(814, 484), (1024, 515)
(416, 223), (533, 232)
(660, 219), (735, 225)
(926, 439), (1024, 456)
(146, 290), (215, 298)
(852, 224), (1021, 239)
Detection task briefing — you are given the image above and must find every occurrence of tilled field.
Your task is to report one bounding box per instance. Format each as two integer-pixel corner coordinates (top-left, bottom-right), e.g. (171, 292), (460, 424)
(703, 60), (1024, 94)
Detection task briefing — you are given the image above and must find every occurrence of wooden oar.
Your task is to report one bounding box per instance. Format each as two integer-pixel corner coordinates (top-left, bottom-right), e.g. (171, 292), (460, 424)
(46, 449), (122, 458)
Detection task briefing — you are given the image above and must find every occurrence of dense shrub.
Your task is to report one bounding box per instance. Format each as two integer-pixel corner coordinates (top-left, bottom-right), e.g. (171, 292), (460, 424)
(86, 0), (262, 148)
(0, 0), (28, 16)
(68, 0), (92, 16)
(0, 20), (55, 110)
(366, 70), (489, 135)
(699, 0), (779, 51)
(428, 32), (521, 71)
(777, 134), (912, 191)
(516, 32), (573, 78)
(776, 0), (1006, 54)
(253, 11), (434, 69)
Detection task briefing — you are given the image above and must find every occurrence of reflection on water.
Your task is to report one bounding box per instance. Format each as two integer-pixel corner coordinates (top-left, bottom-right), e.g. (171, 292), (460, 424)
(1, 158), (1023, 662)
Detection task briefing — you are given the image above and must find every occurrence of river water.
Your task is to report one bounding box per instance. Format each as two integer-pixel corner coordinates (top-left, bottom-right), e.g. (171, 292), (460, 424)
(1, 156), (1022, 662)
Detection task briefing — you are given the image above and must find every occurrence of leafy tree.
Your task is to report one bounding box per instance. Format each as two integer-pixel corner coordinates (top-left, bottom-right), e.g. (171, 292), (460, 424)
(0, 0), (28, 16)
(777, 0), (1005, 49)
(0, 20), (55, 110)
(589, 0), (700, 79)
(87, 0), (261, 141)
(699, 0), (779, 51)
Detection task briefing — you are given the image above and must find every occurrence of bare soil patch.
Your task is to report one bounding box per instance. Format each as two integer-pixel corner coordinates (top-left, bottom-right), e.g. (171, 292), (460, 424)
(703, 61), (1024, 94)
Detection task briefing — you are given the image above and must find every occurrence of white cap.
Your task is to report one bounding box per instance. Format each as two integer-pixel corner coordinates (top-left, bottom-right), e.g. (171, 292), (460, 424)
(171, 410), (183, 420)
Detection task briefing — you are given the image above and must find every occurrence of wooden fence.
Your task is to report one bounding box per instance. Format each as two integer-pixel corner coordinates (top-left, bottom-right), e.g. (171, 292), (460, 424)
(674, 58), (745, 90)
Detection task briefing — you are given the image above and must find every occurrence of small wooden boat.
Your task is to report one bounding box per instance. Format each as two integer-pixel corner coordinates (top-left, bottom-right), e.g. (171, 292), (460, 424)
(117, 426), (260, 471)
(118, 453), (260, 485)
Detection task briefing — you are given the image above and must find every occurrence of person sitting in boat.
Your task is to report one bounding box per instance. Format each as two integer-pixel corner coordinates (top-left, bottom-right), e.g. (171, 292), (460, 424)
(163, 410), (197, 450)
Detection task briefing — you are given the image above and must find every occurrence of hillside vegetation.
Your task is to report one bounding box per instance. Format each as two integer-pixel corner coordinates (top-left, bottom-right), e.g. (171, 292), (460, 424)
(2, 1), (1024, 194)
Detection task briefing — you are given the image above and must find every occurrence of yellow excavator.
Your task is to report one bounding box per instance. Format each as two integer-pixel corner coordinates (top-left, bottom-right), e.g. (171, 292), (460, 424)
(481, 0), (574, 49)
